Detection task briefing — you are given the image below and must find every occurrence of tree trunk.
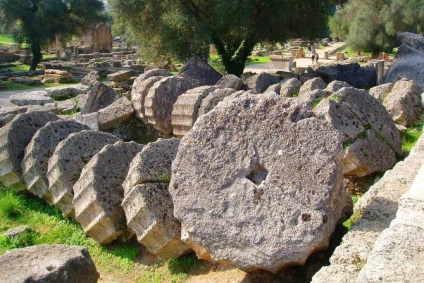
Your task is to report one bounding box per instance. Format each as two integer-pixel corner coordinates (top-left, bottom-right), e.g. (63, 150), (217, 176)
(214, 38), (256, 77)
(30, 42), (42, 72)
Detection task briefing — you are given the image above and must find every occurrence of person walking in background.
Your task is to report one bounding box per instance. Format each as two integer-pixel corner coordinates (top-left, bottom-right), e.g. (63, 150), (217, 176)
(315, 52), (319, 64)
(311, 53), (315, 64)
(382, 52), (387, 61)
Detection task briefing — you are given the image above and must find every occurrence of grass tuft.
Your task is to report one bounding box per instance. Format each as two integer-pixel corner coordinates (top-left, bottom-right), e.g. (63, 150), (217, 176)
(0, 188), (25, 218)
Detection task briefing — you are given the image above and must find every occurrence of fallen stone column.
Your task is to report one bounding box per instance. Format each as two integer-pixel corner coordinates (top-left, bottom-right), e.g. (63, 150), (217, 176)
(47, 130), (120, 217)
(122, 138), (189, 258)
(73, 141), (144, 244)
(21, 120), (88, 204)
(171, 86), (217, 138)
(170, 94), (351, 272)
(0, 111), (59, 191)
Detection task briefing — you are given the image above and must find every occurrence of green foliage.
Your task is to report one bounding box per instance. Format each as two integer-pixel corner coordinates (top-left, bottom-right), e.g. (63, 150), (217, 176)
(109, 0), (336, 76)
(311, 98), (323, 108)
(402, 124), (424, 154)
(330, 0), (424, 54)
(343, 209), (363, 230)
(0, 33), (14, 44)
(0, 0), (106, 70)
(0, 188), (24, 218)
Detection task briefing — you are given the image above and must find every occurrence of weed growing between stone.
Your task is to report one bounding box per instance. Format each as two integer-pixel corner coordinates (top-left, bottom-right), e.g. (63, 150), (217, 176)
(402, 123), (424, 154)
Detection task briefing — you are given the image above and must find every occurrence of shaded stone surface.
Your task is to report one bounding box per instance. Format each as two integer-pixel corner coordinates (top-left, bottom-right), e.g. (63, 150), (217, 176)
(314, 87), (402, 177)
(21, 120), (88, 204)
(384, 78), (423, 126)
(280, 78), (302, 97)
(81, 82), (116, 114)
(73, 141), (143, 244)
(0, 245), (99, 283)
(170, 94), (350, 272)
(244, 73), (280, 94)
(45, 85), (88, 100)
(198, 88), (236, 117)
(47, 130), (120, 217)
(171, 86), (217, 137)
(216, 74), (244, 90)
(384, 32), (424, 92)
(81, 71), (101, 86)
(107, 70), (132, 83)
(178, 57), (222, 86)
(98, 97), (134, 130)
(0, 111), (59, 191)
(122, 138), (187, 258)
(144, 76), (194, 134)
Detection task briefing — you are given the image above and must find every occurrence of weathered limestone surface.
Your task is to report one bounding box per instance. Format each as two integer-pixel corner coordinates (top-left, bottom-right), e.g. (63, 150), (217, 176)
(178, 57), (222, 86)
(280, 78), (302, 97)
(171, 86), (217, 138)
(81, 71), (101, 86)
(132, 76), (168, 122)
(81, 82), (116, 114)
(170, 94), (350, 272)
(312, 134), (424, 283)
(10, 90), (52, 106)
(216, 74), (244, 90)
(314, 87), (402, 177)
(98, 97), (134, 130)
(73, 141), (143, 244)
(45, 85), (88, 99)
(144, 76), (194, 134)
(21, 120), (88, 204)
(0, 111), (59, 191)
(198, 88), (236, 117)
(107, 70), (132, 83)
(0, 245), (99, 283)
(357, 163), (424, 283)
(122, 138), (188, 258)
(244, 73), (280, 94)
(368, 83), (393, 102)
(324, 80), (352, 94)
(47, 130), (120, 217)
(299, 77), (327, 96)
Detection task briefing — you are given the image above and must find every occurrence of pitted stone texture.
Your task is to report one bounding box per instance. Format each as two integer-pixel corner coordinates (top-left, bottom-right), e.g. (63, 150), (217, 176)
(123, 138), (180, 195)
(98, 97), (134, 131)
(73, 112), (99, 130)
(264, 83), (281, 94)
(45, 85), (89, 99)
(357, 163), (424, 283)
(170, 94), (349, 272)
(81, 82), (116, 114)
(0, 245), (99, 283)
(312, 134), (424, 283)
(144, 76), (194, 134)
(324, 80), (352, 94)
(21, 120), (88, 204)
(198, 88), (236, 117)
(280, 78), (302, 97)
(122, 183), (189, 258)
(47, 130), (120, 217)
(384, 78), (423, 126)
(171, 86), (217, 138)
(178, 57), (222, 86)
(0, 111), (59, 191)
(244, 73), (280, 94)
(299, 89), (328, 103)
(299, 77), (327, 96)
(314, 87), (402, 177)
(132, 76), (168, 122)
(10, 90), (52, 106)
(73, 141), (143, 244)
(216, 74), (244, 90)
(81, 70), (101, 86)
(368, 83), (393, 102)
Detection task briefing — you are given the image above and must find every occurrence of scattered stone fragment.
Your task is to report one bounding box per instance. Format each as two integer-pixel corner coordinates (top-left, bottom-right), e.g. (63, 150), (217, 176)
(122, 138), (188, 258)
(314, 87), (402, 177)
(244, 73), (280, 94)
(0, 245), (99, 283)
(324, 80), (352, 94)
(368, 83), (393, 102)
(73, 141), (143, 244)
(3, 225), (32, 238)
(81, 70), (101, 86)
(10, 90), (52, 106)
(47, 130), (120, 217)
(280, 77), (302, 97)
(132, 76), (168, 122)
(0, 111), (59, 191)
(73, 112), (99, 130)
(81, 82), (116, 114)
(21, 120), (88, 204)
(198, 88), (236, 117)
(107, 70), (132, 83)
(264, 83), (281, 94)
(178, 57), (222, 86)
(98, 97), (134, 130)
(171, 86), (217, 138)
(45, 85), (89, 100)
(216, 74), (244, 90)
(0, 114), (16, 128)
(170, 94), (350, 272)
(144, 76), (194, 134)
(299, 77), (327, 96)
(384, 78), (423, 126)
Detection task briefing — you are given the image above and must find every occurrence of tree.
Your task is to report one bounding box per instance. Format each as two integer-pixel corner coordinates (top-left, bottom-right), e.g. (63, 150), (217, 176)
(109, 0), (337, 76)
(329, 0), (424, 56)
(0, 0), (106, 71)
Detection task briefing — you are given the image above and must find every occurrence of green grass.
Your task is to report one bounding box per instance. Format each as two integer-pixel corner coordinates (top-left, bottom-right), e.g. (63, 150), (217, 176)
(0, 34), (15, 45)
(209, 54), (271, 74)
(0, 186), (210, 282)
(1, 79), (79, 91)
(0, 64), (31, 72)
(402, 123), (424, 153)
(245, 55), (270, 66)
